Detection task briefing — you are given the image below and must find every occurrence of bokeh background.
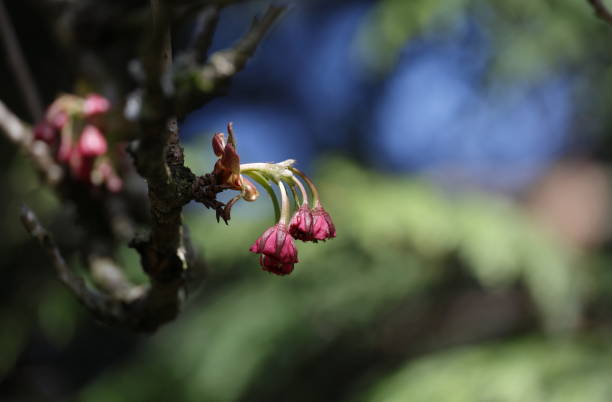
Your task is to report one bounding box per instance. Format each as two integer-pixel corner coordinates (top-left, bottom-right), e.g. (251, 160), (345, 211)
(3, 0), (612, 401)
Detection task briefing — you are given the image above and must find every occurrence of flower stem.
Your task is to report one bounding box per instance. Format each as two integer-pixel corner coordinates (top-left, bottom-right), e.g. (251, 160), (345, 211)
(286, 179), (301, 208)
(243, 171), (280, 223)
(290, 167), (319, 205)
(240, 162), (276, 171)
(277, 180), (291, 225)
(291, 176), (309, 206)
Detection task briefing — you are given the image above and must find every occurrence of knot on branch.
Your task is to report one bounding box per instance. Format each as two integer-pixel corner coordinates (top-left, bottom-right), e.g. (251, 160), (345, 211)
(192, 173), (234, 223)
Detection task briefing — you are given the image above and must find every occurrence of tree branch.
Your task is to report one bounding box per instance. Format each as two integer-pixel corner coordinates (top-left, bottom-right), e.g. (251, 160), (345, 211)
(189, 4), (220, 64)
(123, 0), (195, 330)
(174, 5), (287, 117)
(9, 1), (286, 332)
(20, 205), (126, 324)
(587, 0), (612, 26)
(20, 204), (198, 332)
(0, 99), (62, 184)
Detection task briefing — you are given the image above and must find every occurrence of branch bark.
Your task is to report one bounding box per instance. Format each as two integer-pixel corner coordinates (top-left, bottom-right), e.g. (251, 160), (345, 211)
(174, 5), (287, 117)
(587, 0), (612, 25)
(0, 100), (62, 184)
(20, 205), (125, 324)
(190, 4), (220, 63)
(6, 0), (287, 332)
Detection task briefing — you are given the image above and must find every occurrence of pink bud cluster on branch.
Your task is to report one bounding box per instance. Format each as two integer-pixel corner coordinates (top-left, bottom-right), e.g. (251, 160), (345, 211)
(209, 123), (336, 275)
(33, 94), (122, 192)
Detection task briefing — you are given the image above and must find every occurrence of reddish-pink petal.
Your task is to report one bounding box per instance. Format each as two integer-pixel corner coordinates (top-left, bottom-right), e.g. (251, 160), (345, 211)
(250, 224), (299, 273)
(289, 205), (315, 242)
(311, 205), (336, 241)
(78, 125), (108, 157)
(50, 111), (68, 130)
(261, 255), (294, 275)
(33, 121), (57, 143)
(83, 94), (110, 117)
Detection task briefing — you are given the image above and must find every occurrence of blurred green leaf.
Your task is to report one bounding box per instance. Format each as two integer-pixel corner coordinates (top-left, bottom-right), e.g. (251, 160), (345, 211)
(79, 157), (582, 402)
(363, 337), (612, 402)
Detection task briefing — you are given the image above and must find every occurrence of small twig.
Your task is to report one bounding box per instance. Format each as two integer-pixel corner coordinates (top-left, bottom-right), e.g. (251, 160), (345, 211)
(90, 256), (143, 301)
(229, 5), (287, 61)
(20, 203), (195, 331)
(0, 0), (44, 121)
(0, 100), (62, 184)
(20, 204), (124, 324)
(190, 4), (220, 63)
(587, 0), (612, 26)
(174, 5), (287, 116)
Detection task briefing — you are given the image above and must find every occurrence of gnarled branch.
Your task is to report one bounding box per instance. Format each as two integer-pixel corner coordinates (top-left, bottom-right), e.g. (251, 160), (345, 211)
(6, 0), (287, 332)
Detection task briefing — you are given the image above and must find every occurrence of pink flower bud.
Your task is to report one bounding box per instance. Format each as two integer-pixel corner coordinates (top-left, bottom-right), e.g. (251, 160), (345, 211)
(49, 110), (68, 130)
(83, 94), (110, 117)
(33, 121), (57, 143)
(57, 134), (73, 163)
(311, 204), (336, 241)
(289, 205), (315, 242)
(69, 151), (94, 182)
(96, 161), (123, 192)
(260, 255), (295, 275)
(249, 224), (298, 275)
(78, 125), (108, 157)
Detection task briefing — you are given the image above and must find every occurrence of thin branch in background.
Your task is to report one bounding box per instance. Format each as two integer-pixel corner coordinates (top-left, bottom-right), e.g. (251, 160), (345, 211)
(20, 204), (177, 331)
(20, 204), (124, 324)
(190, 4), (220, 63)
(0, 100), (62, 184)
(0, 0), (44, 121)
(174, 5), (287, 116)
(203, 5), (287, 81)
(228, 5), (287, 62)
(587, 0), (612, 26)
(7, 0), (288, 332)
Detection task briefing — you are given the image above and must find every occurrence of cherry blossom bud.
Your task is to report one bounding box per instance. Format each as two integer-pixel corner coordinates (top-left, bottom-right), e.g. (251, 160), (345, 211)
(33, 121), (57, 143)
(311, 204), (336, 241)
(289, 205), (315, 242)
(78, 125), (108, 157)
(249, 224), (298, 275)
(57, 134), (73, 163)
(95, 161), (123, 192)
(69, 151), (94, 182)
(50, 110), (68, 130)
(83, 94), (110, 117)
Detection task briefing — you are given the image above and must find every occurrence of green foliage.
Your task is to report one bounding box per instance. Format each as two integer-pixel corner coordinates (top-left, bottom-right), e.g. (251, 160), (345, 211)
(79, 158), (584, 402)
(364, 337), (612, 402)
(358, 0), (600, 82)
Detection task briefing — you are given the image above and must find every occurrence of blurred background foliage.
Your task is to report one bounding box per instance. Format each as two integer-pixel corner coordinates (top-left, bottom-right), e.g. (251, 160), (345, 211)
(3, 0), (612, 401)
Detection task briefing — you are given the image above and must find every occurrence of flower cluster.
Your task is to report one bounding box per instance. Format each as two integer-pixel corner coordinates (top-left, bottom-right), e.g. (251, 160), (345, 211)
(210, 123), (335, 275)
(33, 94), (122, 192)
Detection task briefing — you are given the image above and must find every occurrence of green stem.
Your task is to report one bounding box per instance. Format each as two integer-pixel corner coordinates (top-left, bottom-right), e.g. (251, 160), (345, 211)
(285, 178), (301, 208)
(243, 171), (280, 223)
(290, 167), (319, 205)
(277, 180), (291, 225)
(291, 176), (309, 206)
(240, 162), (276, 171)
